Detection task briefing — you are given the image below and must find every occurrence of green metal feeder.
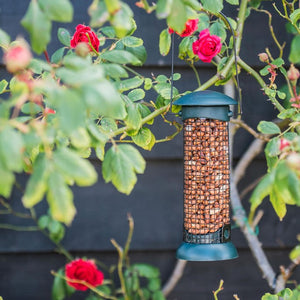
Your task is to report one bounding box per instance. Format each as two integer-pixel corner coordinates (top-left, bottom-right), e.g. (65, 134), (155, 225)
(174, 90), (238, 261)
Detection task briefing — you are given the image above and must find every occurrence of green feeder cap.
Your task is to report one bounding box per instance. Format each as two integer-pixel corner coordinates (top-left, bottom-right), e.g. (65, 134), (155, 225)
(173, 90), (238, 121)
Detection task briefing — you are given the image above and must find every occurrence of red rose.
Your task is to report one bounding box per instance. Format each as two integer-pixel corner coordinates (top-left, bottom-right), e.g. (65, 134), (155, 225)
(168, 19), (198, 37)
(70, 24), (100, 52)
(192, 29), (222, 63)
(65, 258), (104, 291)
(3, 42), (32, 73)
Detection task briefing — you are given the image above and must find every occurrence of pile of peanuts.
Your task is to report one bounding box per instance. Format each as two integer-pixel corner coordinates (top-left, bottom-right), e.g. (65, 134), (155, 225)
(183, 118), (230, 235)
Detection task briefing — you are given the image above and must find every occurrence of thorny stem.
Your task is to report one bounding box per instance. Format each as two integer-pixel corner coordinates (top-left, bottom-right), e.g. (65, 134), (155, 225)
(111, 239), (129, 300)
(51, 271), (118, 300)
(237, 58), (285, 112)
(252, 8), (285, 58)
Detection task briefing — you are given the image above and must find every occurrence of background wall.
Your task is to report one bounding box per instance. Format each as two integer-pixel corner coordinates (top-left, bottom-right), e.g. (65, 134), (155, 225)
(0, 1), (299, 299)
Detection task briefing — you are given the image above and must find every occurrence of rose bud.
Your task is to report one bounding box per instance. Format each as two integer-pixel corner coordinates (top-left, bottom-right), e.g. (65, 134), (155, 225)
(44, 107), (56, 115)
(75, 42), (90, 57)
(286, 153), (300, 170)
(3, 40), (32, 73)
(258, 52), (269, 63)
(279, 138), (291, 151)
(287, 64), (300, 85)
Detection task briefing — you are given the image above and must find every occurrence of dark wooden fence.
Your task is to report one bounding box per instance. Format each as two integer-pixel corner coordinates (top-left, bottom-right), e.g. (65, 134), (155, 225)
(0, 1), (299, 299)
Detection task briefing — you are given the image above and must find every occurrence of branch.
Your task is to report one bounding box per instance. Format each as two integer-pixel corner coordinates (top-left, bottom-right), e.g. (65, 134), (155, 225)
(275, 260), (300, 293)
(231, 182), (276, 289)
(162, 260), (187, 296)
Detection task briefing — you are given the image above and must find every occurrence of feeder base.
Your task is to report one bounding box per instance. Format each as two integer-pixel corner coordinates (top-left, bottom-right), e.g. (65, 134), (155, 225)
(176, 242), (238, 261)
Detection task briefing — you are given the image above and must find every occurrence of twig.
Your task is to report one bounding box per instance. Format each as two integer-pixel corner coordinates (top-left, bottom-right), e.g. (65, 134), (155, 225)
(251, 209), (264, 230)
(0, 223), (39, 231)
(162, 260), (187, 296)
(230, 119), (270, 141)
(233, 294), (240, 300)
(275, 260), (300, 293)
(213, 280), (224, 300)
(124, 214), (134, 267)
(240, 175), (264, 199)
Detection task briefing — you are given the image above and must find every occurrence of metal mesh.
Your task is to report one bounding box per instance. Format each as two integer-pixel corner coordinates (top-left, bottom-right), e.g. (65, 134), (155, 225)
(183, 118), (230, 243)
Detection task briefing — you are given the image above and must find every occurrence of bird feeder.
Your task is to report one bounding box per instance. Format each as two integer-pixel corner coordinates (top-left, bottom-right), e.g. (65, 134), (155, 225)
(174, 90), (238, 261)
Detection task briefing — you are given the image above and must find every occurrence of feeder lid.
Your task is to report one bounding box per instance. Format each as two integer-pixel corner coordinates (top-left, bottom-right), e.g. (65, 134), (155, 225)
(174, 90), (238, 106)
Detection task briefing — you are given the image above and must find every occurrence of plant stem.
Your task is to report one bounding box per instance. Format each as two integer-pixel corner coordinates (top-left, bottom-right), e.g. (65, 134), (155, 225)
(123, 65), (144, 78)
(112, 104), (170, 137)
(189, 63), (201, 87)
(237, 58), (285, 112)
(0, 223), (39, 231)
(124, 214), (134, 268)
(51, 271), (118, 300)
(213, 280), (224, 300)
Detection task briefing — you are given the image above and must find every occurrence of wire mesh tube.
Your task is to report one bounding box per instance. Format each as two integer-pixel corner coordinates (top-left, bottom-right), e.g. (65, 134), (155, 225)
(183, 118), (231, 244)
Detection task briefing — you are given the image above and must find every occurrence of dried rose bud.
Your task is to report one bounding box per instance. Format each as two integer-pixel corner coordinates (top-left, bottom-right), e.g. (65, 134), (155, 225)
(75, 42), (90, 57)
(3, 40), (32, 73)
(258, 52), (269, 63)
(287, 64), (300, 85)
(279, 138), (291, 151)
(286, 153), (300, 170)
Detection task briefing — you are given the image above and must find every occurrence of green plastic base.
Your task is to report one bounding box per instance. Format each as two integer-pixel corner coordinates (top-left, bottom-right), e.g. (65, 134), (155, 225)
(176, 242), (238, 261)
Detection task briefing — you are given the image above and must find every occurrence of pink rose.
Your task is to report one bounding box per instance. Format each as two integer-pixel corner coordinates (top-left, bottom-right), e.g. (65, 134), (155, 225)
(70, 24), (100, 52)
(279, 138), (291, 151)
(168, 19), (198, 37)
(192, 29), (222, 63)
(3, 42), (32, 73)
(65, 258), (104, 291)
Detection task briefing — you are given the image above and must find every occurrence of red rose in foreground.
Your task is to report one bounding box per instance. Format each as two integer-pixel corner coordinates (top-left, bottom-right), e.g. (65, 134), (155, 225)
(70, 24), (100, 52)
(3, 42), (32, 73)
(65, 258), (104, 291)
(169, 19), (198, 37)
(192, 29), (222, 63)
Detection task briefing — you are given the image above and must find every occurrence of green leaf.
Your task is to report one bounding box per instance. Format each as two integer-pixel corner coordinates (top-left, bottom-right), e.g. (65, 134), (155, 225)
(101, 26), (116, 38)
(156, 0), (172, 19)
(290, 245), (300, 262)
(121, 36), (143, 48)
(152, 291), (166, 300)
(89, 1), (109, 27)
(128, 89), (145, 101)
(102, 63), (128, 79)
(38, 215), (51, 230)
(260, 65), (270, 76)
(249, 172), (274, 216)
(21, 102), (43, 115)
(100, 50), (141, 66)
(183, 0), (202, 10)
(111, 4), (135, 38)
(226, 0), (239, 4)
(125, 45), (147, 65)
(70, 128), (91, 149)
(38, 0), (73, 22)
(102, 144), (146, 195)
(270, 188), (287, 221)
(0, 80), (8, 94)
(58, 28), (71, 47)
(289, 35), (300, 64)
(131, 264), (160, 278)
(277, 91), (286, 100)
(257, 121), (281, 134)
(173, 73), (181, 81)
(132, 128), (152, 148)
(159, 29), (171, 56)
(148, 278), (161, 292)
(22, 154), (48, 208)
(104, 0), (120, 14)
(21, 0), (52, 54)
(265, 137), (280, 157)
(201, 0), (223, 14)
(52, 269), (67, 300)
(138, 103), (154, 125)
(167, 0), (187, 34)
(51, 47), (65, 64)
(47, 172), (76, 225)
(125, 101), (142, 130)
(53, 148), (97, 187)
(271, 58), (284, 67)
(0, 29), (10, 48)
(115, 76), (144, 92)
(290, 9), (300, 24)
(210, 21), (226, 42)
(0, 167), (15, 198)
(55, 90), (86, 134)
(0, 126), (24, 172)
(261, 294), (278, 300)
